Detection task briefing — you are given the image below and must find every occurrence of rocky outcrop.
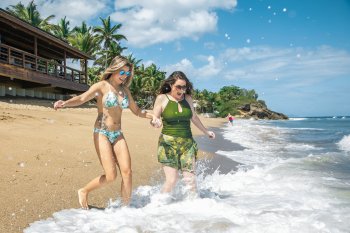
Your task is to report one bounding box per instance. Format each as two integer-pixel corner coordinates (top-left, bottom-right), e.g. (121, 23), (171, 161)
(237, 103), (288, 120)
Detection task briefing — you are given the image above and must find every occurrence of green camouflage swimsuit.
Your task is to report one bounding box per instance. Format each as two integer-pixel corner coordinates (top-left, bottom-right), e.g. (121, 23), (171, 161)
(157, 95), (198, 172)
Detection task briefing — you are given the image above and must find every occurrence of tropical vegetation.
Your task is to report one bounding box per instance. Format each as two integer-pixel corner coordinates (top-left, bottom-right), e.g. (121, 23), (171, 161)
(5, 0), (265, 117)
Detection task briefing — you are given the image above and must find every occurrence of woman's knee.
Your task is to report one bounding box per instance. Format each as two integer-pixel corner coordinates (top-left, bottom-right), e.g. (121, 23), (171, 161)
(105, 172), (117, 182)
(165, 176), (178, 186)
(120, 168), (132, 179)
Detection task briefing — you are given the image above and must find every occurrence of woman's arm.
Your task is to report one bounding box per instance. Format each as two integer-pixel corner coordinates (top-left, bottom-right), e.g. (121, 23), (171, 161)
(54, 82), (101, 109)
(186, 95), (215, 139)
(124, 88), (157, 121)
(153, 94), (166, 119)
(150, 94), (167, 128)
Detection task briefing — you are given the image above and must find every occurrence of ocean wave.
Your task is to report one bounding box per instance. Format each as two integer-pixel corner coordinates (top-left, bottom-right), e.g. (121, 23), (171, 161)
(289, 127), (324, 131)
(24, 119), (350, 233)
(337, 135), (350, 152)
(24, 158), (349, 233)
(289, 118), (308, 121)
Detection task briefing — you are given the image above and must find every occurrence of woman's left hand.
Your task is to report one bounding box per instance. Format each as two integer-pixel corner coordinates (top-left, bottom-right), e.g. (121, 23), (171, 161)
(207, 131), (215, 139)
(151, 116), (162, 128)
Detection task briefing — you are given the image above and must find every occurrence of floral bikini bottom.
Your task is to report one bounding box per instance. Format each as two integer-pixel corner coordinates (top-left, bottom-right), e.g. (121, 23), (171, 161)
(93, 128), (123, 144)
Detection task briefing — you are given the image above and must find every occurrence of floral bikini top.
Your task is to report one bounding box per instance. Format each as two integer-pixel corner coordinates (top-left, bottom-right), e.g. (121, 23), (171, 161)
(104, 84), (129, 109)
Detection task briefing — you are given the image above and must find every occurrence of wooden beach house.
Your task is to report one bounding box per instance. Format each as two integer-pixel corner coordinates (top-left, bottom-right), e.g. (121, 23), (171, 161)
(0, 9), (92, 100)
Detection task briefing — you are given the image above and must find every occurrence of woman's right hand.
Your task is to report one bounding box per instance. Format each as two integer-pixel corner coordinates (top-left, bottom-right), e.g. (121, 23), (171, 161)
(53, 100), (65, 110)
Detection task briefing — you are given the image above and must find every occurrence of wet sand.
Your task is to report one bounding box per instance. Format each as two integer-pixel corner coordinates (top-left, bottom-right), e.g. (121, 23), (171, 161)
(195, 127), (244, 175)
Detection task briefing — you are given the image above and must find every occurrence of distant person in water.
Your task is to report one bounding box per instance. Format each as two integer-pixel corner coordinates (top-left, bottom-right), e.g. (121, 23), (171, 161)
(152, 71), (215, 198)
(227, 113), (234, 125)
(54, 55), (161, 209)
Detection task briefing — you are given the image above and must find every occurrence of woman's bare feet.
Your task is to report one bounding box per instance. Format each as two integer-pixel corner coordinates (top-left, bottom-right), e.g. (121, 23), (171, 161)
(78, 188), (89, 209)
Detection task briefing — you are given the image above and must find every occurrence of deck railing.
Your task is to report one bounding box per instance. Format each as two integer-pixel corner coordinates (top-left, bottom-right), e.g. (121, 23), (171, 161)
(0, 43), (87, 84)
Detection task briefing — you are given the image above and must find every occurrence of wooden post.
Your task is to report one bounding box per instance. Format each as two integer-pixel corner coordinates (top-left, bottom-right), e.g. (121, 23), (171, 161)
(34, 37), (37, 71)
(64, 50), (67, 79)
(22, 53), (25, 68)
(8, 47), (10, 64)
(84, 59), (88, 84)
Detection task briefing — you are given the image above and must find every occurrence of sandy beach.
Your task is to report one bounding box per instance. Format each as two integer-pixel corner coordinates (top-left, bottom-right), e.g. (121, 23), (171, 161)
(0, 98), (226, 233)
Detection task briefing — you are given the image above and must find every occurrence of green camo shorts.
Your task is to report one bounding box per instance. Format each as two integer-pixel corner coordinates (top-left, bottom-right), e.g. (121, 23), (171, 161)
(157, 134), (198, 172)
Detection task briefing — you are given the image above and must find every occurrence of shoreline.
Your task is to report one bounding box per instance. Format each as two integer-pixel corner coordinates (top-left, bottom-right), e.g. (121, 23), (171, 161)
(0, 99), (228, 233)
(195, 126), (243, 175)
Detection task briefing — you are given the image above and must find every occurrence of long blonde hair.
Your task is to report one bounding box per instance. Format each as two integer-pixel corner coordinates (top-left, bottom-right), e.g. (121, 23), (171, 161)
(100, 55), (134, 87)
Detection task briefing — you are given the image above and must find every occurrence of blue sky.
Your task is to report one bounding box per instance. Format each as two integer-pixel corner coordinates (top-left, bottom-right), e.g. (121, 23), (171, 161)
(2, 0), (350, 117)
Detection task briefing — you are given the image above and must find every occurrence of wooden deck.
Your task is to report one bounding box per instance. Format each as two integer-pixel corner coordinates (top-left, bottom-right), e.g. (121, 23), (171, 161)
(0, 9), (92, 96)
(0, 43), (89, 92)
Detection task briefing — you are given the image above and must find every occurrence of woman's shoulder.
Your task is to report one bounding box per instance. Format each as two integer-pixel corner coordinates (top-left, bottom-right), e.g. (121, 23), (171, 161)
(154, 94), (169, 105)
(91, 80), (107, 89)
(156, 94), (167, 100)
(185, 94), (193, 102)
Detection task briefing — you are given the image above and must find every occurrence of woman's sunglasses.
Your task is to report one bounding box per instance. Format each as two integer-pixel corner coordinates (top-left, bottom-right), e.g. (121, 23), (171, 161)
(174, 85), (187, 91)
(119, 70), (131, 77)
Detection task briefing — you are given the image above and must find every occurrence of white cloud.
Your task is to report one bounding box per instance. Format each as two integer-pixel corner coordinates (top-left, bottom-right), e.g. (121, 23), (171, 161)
(203, 42), (216, 50)
(1, 0), (108, 27)
(142, 60), (156, 67)
(110, 0), (237, 47)
(164, 58), (196, 78)
(164, 55), (222, 82)
(219, 46), (350, 83)
(40, 0), (108, 26)
(162, 45), (350, 91)
(197, 55), (221, 77)
(0, 0), (32, 9)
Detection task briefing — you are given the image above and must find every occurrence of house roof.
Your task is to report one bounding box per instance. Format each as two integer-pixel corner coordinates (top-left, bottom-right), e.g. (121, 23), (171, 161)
(0, 8), (93, 60)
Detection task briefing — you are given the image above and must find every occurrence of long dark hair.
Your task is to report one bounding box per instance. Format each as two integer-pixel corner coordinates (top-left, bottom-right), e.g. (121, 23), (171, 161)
(159, 71), (193, 95)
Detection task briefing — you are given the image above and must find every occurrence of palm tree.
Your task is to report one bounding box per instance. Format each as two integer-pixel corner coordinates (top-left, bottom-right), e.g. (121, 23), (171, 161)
(129, 74), (144, 102)
(94, 16), (127, 67)
(6, 0), (56, 32)
(129, 64), (165, 108)
(68, 29), (99, 75)
(94, 41), (126, 67)
(87, 66), (103, 85)
(142, 64), (166, 97)
(72, 21), (90, 35)
(192, 89), (201, 100)
(94, 16), (127, 49)
(130, 63), (146, 104)
(53, 16), (71, 40)
(127, 54), (142, 72)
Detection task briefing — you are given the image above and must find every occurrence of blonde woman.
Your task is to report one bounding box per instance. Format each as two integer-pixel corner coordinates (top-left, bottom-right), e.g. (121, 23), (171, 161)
(54, 55), (160, 209)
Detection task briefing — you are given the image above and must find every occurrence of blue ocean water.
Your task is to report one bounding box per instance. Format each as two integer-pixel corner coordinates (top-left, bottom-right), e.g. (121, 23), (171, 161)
(24, 117), (350, 233)
(216, 116), (350, 232)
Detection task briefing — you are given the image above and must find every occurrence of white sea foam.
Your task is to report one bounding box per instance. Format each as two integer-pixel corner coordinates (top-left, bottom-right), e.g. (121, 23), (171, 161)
(25, 158), (349, 233)
(289, 127), (324, 131)
(289, 117), (308, 121)
(337, 135), (350, 152)
(24, 120), (350, 233)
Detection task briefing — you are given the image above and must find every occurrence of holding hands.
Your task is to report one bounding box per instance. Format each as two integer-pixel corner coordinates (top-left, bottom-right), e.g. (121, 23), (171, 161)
(151, 116), (162, 128)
